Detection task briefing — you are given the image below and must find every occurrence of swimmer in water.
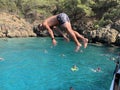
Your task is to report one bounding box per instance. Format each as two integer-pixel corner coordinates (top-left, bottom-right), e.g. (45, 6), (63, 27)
(91, 67), (101, 72)
(71, 65), (79, 71)
(70, 87), (74, 90)
(96, 67), (101, 72)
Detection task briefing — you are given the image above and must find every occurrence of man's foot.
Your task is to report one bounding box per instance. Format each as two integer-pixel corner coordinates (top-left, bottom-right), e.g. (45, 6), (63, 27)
(75, 44), (82, 52)
(83, 38), (88, 48)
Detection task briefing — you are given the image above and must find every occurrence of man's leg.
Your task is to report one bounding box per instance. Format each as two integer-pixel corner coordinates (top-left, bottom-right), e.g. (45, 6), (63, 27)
(74, 31), (88, 48)
(62, 22), (81, 52)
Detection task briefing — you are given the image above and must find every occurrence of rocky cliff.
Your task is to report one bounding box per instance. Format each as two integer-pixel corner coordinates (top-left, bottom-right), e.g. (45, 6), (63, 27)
(86, 20), (120, 46)
(0, 12), (36, 38)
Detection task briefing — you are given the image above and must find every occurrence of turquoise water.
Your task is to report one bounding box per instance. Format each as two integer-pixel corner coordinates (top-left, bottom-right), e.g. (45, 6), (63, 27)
(0, 37), (119, 90)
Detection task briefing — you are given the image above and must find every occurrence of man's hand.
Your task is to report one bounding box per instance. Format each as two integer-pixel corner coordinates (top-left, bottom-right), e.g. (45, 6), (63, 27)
(53, 26), (69, 42)
(52, 39), (57, 46)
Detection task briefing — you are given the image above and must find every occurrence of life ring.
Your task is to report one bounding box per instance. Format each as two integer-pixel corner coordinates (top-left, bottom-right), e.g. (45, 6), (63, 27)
(71, 67), (79, 71)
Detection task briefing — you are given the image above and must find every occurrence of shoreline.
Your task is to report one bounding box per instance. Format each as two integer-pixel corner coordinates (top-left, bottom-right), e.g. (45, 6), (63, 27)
(0, 37), (120, 48)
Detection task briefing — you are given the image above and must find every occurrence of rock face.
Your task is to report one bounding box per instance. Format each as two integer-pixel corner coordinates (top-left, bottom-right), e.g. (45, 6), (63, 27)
(89, 28), (119, 44)
(82, 19), (120, 46)
(112, 20), (120, 32)
(0, 12), (36, 38)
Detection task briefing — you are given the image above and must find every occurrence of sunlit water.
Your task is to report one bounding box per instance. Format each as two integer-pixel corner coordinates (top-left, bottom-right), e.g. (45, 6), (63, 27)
(0, 37), (119, 90)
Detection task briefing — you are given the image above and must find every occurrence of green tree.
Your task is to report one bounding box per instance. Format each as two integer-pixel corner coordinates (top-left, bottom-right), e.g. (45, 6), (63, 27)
(54, 0), (95, 23)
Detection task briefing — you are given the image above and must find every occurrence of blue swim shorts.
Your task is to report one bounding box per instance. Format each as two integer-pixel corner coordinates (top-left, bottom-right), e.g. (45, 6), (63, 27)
(57, 13), (70, 25)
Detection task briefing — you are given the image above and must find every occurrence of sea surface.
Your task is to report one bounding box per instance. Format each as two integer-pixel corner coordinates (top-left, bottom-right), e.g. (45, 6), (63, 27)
(0, 37), (119, 90)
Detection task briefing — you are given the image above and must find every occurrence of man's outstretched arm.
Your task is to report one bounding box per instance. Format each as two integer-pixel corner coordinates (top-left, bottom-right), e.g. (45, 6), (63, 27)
(43, 24), (57, 46)
(53, 26), (69, 42)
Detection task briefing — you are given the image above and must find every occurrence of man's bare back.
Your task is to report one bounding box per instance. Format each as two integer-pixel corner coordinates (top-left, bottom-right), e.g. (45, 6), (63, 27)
(43, 15), (59, 27)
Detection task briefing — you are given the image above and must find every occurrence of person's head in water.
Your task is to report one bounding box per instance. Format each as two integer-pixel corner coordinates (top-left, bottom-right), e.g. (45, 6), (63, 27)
(70, 87), (74, 90)
(97, 67), (101, 71)
(73, 65), (77, 69)
(95, 67), (101, 72)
